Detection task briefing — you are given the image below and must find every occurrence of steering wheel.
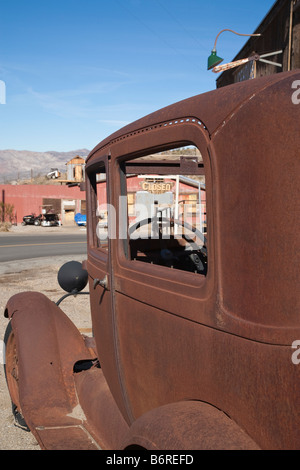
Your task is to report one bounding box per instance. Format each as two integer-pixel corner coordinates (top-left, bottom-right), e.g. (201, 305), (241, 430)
(129, 216), (207, 273)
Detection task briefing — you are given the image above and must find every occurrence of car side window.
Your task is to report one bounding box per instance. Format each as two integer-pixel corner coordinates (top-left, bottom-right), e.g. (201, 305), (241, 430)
(120, 145), (207, 276)
(87, 163), (108, 252)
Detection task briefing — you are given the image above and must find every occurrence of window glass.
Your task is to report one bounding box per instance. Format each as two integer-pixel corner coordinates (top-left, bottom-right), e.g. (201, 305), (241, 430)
(88, 164), (108, 251)
(122, 146), (207, 275)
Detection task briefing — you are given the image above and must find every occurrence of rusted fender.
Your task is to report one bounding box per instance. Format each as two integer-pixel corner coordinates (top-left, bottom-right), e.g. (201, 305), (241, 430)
(121, 401), (260, 450)
(4, 291), (98, 450)
(74, 368), (130, 449)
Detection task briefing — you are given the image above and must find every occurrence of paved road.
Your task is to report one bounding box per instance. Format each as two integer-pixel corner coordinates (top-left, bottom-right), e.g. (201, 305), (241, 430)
(0, 230), (87, 263)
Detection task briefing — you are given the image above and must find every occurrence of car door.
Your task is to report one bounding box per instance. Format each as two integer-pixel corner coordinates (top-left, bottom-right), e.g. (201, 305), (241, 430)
(85, 154), (130, 421)
(108, 120), (214, 423)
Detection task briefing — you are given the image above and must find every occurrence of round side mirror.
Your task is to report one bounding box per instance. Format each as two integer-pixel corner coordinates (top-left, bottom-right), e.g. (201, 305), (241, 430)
(57, 261), (88, 293)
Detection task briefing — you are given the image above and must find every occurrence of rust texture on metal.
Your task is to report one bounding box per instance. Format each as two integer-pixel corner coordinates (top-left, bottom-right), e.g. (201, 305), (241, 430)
(121, 401), (260, 450)
(3, 70), (300, 450)
(4, 292), (100, 449)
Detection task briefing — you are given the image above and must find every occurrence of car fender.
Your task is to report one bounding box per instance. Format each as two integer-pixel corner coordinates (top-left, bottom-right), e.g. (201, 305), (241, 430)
(4, 291), (97, 449)
(122, 401), (260, 450)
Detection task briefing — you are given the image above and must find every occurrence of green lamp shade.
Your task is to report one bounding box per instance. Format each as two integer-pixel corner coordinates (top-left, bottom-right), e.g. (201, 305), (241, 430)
(207, 50), (224, 70)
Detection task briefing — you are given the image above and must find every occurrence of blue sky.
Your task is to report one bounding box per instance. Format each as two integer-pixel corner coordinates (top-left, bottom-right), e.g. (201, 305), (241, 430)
(0, 0), (275, 152)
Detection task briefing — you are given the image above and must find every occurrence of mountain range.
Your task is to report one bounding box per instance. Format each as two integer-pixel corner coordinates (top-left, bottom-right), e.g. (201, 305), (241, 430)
(0, 148), (90, 181)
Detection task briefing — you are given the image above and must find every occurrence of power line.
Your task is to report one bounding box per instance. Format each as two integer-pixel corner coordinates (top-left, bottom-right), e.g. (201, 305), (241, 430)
(154, 0), (206, 50)
(115, 0), (198, 64)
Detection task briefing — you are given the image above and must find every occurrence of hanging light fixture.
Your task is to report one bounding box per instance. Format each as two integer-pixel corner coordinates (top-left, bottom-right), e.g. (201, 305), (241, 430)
(207, 50), (224, 71)
(207, 29), (262, 70)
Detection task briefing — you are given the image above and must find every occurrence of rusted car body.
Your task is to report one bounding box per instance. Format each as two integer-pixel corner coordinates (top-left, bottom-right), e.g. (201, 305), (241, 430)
(4, 70), (300, 450)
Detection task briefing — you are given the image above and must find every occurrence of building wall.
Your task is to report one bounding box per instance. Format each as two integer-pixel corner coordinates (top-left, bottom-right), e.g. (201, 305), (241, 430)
(66, 157), (85, 182)
(0, 184), (85, 225)
(2, 176), (206, 226)
(216, 0), (300, 88)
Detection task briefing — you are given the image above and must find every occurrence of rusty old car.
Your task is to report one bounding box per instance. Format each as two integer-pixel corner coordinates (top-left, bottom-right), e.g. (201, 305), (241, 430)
(3, 69), (300, 450)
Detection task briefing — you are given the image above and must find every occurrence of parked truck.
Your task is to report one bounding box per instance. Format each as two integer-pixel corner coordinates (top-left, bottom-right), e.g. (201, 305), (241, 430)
(46, 168), (61, 179)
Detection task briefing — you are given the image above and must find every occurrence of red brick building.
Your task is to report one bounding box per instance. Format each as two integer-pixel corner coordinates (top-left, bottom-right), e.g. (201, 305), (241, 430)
(0, 184), (85, 225)
(1, 174), (206, 229)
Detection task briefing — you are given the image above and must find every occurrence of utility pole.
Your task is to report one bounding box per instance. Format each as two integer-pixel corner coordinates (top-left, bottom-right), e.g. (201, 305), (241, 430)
(2, 189), (5, 222)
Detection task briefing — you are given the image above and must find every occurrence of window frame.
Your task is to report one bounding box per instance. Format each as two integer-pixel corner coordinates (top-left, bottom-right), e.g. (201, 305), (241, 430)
(86, 155), (110, 264)
(119, 146), (207, 278)
(111, 120), (213, 295)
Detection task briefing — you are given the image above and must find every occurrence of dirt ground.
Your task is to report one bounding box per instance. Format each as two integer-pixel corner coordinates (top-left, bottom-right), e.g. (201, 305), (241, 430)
(0, 251), (91, 450)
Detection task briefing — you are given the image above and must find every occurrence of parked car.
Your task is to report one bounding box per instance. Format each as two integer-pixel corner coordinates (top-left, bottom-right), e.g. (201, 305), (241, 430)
(74, 212), (86, 226)
(3, 70), (300, 450)
(21, 213), (42, 226)
(41, 213), (60, 226)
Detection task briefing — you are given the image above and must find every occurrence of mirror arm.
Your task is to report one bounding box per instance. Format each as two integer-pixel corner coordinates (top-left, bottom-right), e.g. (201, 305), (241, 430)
(56, 289), (90, 306)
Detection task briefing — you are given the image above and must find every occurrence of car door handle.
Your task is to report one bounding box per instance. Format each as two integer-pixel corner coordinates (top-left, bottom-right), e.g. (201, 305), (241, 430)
(93, 275), (108, 289)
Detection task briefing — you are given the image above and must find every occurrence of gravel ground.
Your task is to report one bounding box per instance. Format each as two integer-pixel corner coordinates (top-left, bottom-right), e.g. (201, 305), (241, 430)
(0, 229), (92, 450)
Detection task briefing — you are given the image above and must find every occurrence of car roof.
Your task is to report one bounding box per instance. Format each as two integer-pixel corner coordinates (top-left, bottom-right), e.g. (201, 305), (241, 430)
(86, 70), (300, 162)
